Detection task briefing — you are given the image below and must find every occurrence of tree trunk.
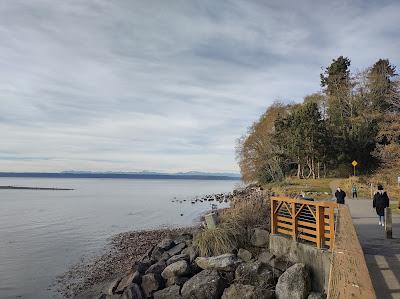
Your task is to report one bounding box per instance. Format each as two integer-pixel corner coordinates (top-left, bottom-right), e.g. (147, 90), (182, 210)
(297, 159), (301, 179)
(317, 161), (320, 179)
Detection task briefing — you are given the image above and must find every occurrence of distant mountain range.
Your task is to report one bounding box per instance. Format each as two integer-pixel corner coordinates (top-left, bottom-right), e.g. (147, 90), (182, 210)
(0, 171), (241, 180)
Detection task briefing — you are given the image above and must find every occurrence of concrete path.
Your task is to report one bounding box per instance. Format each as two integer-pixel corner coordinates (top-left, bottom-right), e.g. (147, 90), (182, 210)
(330, 181), (400, 298)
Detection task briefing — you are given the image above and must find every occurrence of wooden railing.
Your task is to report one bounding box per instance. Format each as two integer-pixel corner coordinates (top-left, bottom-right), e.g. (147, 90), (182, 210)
(327, 205), (376, 298)
(271, 196), (337, 250)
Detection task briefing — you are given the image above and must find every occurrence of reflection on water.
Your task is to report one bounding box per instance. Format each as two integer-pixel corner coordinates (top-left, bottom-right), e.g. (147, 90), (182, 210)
(0, 177), (240, 299)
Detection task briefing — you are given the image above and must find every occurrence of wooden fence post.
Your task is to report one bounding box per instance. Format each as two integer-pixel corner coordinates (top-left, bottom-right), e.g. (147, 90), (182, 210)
(271, 198), (276, 234)
(292, 202), (297, 241)
(329, 206), (335, 250)
(316, 206), (325, 248)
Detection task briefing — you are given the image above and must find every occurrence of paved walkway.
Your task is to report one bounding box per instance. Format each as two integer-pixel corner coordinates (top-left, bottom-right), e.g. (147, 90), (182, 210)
(347, 198), (400, 299)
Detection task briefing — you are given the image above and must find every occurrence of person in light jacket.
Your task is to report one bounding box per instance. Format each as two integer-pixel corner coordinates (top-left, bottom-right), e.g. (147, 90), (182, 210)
(352, 184), (358, 199)
(373, 184), (390, 226)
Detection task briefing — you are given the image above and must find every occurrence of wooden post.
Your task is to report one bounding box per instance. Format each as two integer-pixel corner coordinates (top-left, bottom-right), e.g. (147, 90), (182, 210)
(385, 207), (392, 239)
(316, 206), (325, 248)
(292, 202), (297, 241)
(329, 206), (335, 250)
(271, 198), (276, 234)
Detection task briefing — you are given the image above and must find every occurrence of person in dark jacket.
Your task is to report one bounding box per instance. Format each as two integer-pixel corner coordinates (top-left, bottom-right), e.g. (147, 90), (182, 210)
(335, 187), (346, 204)
(373, 184), (390, 226)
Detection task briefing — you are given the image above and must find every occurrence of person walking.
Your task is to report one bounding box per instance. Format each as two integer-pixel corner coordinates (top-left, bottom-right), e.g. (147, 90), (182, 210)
(373, 184), (390, 226)
(335, 187), (346, 204)
(352, 184), (358, 199)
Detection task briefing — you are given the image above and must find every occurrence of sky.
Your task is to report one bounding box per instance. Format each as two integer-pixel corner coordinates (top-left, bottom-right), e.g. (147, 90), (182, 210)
(0, 0), (399, 173)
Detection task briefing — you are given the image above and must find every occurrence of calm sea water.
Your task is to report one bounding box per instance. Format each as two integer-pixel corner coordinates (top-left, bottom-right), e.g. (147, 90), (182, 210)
(0, 177), (240, 299)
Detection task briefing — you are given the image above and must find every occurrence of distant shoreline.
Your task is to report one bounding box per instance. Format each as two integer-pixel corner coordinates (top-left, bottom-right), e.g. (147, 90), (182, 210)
(0, 186), (74, 190)
(0, 172), (241, 181)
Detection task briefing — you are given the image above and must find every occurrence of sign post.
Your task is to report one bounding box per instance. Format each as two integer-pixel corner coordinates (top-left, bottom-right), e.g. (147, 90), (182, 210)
(352, 160), (358, 176)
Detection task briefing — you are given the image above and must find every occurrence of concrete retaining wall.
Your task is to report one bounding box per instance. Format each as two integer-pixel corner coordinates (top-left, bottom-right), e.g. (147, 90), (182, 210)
(269, 234), (331, 293)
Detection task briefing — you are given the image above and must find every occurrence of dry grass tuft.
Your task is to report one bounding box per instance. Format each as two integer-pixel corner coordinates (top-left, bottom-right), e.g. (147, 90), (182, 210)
(193, 222), (245, 256)
(219, 197), (270, 229)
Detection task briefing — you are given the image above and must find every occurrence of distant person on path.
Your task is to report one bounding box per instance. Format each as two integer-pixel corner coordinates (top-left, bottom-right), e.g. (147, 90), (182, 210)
(373, 184), (390, 226)
(335, 187), (346, 204)
(352, 184), (358, 199)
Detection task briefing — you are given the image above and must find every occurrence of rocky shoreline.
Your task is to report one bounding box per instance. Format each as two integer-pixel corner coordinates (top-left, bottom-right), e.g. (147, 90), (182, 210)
(56, 228), (194, 298)
(56, 185), (325, 299)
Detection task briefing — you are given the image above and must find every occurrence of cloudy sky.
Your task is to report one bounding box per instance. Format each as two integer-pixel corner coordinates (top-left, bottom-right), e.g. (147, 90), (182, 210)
(0, 0), (399, 173)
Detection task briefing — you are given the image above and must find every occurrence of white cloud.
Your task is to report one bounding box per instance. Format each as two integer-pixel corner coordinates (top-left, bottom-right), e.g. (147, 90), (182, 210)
(0, 0), (399, 172)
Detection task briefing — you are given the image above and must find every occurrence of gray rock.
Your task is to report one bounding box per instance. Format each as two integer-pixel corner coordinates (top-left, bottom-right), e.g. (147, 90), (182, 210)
(308, 292), (326, 299)
(166, 253), (189, 265)
(221, 283), (274, 299)
(158, 238), (175, 250)
(160, 252), (171, 261)
(182, 246), (199, 263)
(275, 263), (311, 299)
(145, 261), (167, 275)
(120, 283), (143, 299)
(250, 228), (269, 247)
(141, 273), (164, 298)
(235, 261), (275, 287)
(174, 233), (193, 245)
(167, 242), (187, 256)
(116, 271), (141, 293)
(181, 270), (227, 299)
(195, 253), (241, 272)
(161, 260), (190, 280)
(166, 276), (189, 287)
(133, 261), (151, 274)
(257, 250), (275, 264)
(154, 285), (182, 299)
(268, 256), (293, 273)
(238, 248), (252, 262)
(151, 247), (166, 261)
(103, 278), (121, 295)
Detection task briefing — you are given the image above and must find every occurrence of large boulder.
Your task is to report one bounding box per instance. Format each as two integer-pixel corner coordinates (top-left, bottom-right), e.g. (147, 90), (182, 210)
(181, 270), (227, 299)
(158, 238), (175, 250)
(235, 261), (275, 287)
(238, 248), (252, 262)
(166, 276), (189, 287)
(133, 261), (151, 274)
(275, 263), (311, 299)
(257, 250), (275, 264)
(116, 271), (141, 293)
(166, 253), (189, 265)
(120, 284), (143, 299)
(145, 261), (167, 275)
(161, 260), (190, 280)
(151, 247), (166, 261)
(141, 273), (164, 298)
(167, 242), (187, 256)
(153, 285), (182, 299)
(221, 283), (274, 299)
(182, 246), (199, 263)
(250, 228), (269, 247)
(195, 254), (241, 272)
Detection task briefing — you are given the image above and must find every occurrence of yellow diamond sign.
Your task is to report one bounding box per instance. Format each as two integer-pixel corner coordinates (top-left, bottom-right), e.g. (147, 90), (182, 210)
(352, 160), (358, 167)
